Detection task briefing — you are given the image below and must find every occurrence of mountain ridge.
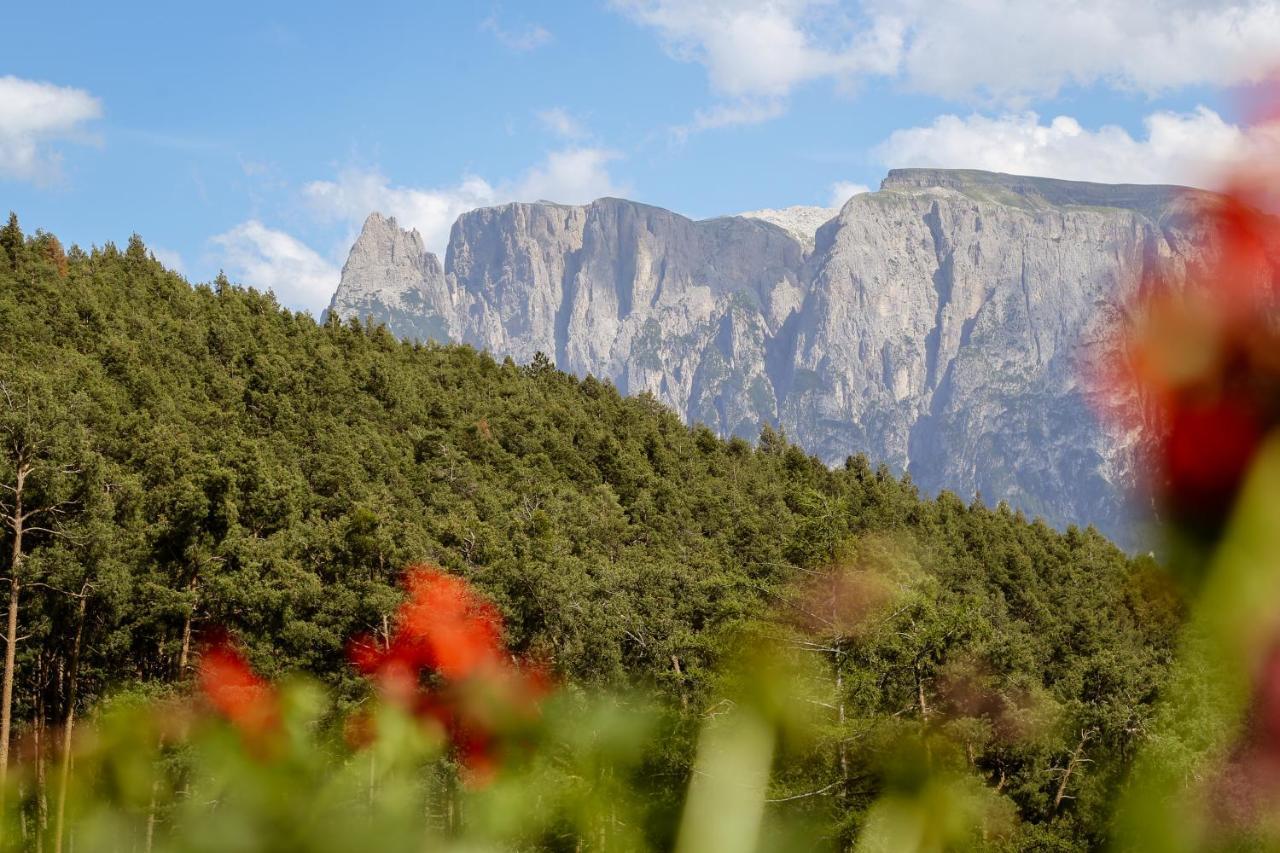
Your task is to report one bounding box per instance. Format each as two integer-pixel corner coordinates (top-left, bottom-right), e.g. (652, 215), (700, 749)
(328, 168), (1221, 547)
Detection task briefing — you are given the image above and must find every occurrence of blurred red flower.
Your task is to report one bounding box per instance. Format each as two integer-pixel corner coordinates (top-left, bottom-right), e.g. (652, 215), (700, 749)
(198, 639), (280, 738)
(349, 564), (549, 784)
(1096, 159), (1280, 534)
(351, 565), (505, 685)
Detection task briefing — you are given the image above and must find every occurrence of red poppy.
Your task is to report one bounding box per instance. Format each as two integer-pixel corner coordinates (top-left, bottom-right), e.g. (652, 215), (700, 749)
(198, 639), (279, 738)
(349, 564), (549, 785)
(351, 566), (505, 686)
(1094, 150), (1280, 534)
(1162, 395), (1265, 521)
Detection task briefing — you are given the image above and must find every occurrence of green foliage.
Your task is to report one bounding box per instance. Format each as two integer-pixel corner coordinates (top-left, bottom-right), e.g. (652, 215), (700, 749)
(0, 218), (1181, 848)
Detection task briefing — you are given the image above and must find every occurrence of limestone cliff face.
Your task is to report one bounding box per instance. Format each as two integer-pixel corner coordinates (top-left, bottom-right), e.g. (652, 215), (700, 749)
(332, 213), (454, 343)
(327, 169), (1222, 546)
(434, 198), (807, 435)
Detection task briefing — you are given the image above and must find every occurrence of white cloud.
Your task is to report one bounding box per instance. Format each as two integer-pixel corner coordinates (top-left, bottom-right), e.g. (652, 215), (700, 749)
(514, 148), (626, 203)
(615, 1), (1280, 111)
(0, 76), (102, 184)
(481, 13), (553, 51)
(536, 107), (587, 140)
(881, 0), (1280, 103)
(616, 0), (899, 98)
(304, 148), (627, 255)
(827, 181), (870, 207)
(872, 107), (1262, 186)
(304, 170), (499, 261)
(210, 221), (340, 316)
(215, 148), (628, 315)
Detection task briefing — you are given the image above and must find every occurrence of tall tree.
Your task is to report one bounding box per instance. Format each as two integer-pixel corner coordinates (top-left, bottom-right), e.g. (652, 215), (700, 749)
(0, 375), (84, 784)
(0, 213), (21, 271)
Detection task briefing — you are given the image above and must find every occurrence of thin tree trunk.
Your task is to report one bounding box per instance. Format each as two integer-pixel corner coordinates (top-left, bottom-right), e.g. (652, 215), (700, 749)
(35, 655), (47, 851)
(671, 655), (688, 711)
(835, 656), (848, 785)
(1052, 730), (1091, 813)
(827, 573), (851, 810)
(177, 576), (196, 676)
(1, 466), (26, 787)
(914, 661), (930, 721)
(17, 779), (27, 845)
(144, 778), (160, 853)
(445, 775), (457, 835)
(915, 659), (934, 766)
(53, 590), (86, 853)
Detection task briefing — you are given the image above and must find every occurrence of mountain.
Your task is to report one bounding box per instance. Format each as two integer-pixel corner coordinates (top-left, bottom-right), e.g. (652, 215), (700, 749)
(328, 169), (1220, 546)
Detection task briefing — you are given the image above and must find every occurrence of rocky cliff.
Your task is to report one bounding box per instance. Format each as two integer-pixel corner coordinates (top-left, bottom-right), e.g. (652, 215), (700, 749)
(328, 169), (1221, 546)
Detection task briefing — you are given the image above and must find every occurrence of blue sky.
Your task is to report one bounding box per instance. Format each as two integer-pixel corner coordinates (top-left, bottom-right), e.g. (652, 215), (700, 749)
(2, 1), (1276, 313)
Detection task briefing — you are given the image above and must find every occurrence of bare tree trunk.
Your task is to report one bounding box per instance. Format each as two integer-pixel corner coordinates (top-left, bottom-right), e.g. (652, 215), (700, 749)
(914, 661), (930, 721)
(1052, 730), (1092, 813)
(671, 655), (688, 711)
(144, 778), (160, 853)
(445, 775), (458, 835)
(1, 465), (27, 786)
(35, 655), (47, 851)
(915, 659), (934, 766)
(53, 590), (86, 853)
(177, 576), (196, 675)
(16, 779), (28, 845)
(835, 656), (848, 784)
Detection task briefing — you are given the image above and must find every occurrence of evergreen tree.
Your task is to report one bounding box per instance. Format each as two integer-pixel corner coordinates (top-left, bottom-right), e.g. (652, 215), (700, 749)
(0, 218), (1183, 848)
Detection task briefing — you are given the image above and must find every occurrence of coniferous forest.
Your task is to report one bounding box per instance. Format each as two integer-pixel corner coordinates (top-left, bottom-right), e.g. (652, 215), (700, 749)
(0, 215), (1188, 849)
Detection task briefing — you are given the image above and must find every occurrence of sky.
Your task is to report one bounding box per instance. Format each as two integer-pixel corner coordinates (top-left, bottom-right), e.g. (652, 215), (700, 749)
(2, 0), (1278, 314)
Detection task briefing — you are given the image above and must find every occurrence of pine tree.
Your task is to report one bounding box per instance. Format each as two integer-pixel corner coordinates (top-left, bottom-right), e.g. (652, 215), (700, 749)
(0, 213), (22, 271)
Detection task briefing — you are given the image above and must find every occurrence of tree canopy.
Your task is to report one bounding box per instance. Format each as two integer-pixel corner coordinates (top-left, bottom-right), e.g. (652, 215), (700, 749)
(0, 217), (1180, 848)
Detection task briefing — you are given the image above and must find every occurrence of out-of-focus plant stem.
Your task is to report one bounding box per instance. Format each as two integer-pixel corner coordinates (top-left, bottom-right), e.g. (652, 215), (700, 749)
(1115, 436), (1280, 850)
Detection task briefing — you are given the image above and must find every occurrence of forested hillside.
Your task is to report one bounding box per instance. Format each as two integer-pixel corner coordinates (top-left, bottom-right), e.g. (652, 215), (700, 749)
(0, 216), (1180, 847)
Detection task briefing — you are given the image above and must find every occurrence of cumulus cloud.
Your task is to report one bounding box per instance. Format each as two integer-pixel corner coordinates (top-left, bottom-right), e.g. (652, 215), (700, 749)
(304, 147), (627, 255)
(210, 221), (340, 316)
(0, 76), (102, 184)
(481, 13), (553, 51)
(515, 148), (627, 202)
(873, 107), (1259, 186)
(881, 0), (1280, 103)
(828, 181), (870, 207)
(214, 147), (626, 315)
(304, 170), (500, 261)
(616, 0), (900, 98)
(615, 0), (1280, 111)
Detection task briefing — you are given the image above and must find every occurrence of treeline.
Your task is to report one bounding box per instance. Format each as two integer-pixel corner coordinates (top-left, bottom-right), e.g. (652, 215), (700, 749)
(0, 215), (1179, 848)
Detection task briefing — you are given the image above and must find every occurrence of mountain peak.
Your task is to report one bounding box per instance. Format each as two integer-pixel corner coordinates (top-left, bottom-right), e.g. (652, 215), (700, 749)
(735, 205), (837, 252)
(329, 211), (447, 336)
(357, 211), (420, 243)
